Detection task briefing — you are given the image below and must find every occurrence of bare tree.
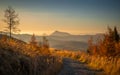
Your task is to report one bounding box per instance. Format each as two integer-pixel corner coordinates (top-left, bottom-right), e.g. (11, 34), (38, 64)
(3, 6), (20, 38)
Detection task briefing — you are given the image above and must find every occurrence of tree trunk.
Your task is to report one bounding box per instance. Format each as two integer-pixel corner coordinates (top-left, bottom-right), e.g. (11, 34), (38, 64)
(10, 18), (12, 38)
(10, 26), (11, 38)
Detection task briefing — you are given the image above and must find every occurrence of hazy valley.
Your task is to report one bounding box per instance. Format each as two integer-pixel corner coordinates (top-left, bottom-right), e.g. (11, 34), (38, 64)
(8, 31), (103, 51)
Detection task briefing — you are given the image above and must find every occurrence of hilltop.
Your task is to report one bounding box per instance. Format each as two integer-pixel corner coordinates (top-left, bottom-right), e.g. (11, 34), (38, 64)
(50, 31), (71, 36)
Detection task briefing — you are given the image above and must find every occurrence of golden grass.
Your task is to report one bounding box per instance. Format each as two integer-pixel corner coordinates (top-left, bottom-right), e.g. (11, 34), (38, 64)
(51, 49), (120, 75)
(0, 35), (62, 75)
(88, 56), (120, 75)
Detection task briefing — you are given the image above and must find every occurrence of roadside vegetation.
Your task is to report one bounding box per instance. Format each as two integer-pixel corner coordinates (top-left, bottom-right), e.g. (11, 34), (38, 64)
(51, 26), (120, 75)
(86, 26), (120, 75)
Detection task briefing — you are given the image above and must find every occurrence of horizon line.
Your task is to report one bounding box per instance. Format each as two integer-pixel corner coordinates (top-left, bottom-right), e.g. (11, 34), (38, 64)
(0, 30), (105, 36)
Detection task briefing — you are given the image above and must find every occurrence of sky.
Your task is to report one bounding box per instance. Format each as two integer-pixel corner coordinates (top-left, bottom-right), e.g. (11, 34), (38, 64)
(0, 0), (120, 35)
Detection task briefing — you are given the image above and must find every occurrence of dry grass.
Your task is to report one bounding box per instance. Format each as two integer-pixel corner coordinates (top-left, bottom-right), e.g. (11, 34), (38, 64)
(51, 48), (120, 75)
(88, 56), (120, 75)
(0, 35), (62, 75)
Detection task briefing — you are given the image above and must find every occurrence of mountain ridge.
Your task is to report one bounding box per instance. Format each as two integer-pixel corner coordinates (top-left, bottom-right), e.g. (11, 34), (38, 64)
(0, 31), (105, 51)
(50, 31), (71, 36)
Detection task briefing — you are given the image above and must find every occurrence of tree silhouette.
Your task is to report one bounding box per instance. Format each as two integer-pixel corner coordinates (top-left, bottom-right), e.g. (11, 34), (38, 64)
(3, 6), (20, 38)
(30, 34), (37, 46)
(113, 26), (119, 42)
(87, 26), (120, 57)
(107, 26), (119, 42)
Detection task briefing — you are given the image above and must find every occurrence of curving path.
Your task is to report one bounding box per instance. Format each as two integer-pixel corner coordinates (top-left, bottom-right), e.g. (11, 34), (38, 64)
(58, 58), (104, 75)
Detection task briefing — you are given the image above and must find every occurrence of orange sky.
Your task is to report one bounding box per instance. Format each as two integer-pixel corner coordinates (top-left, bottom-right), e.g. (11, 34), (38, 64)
(0, 12), (106, 35)
(0, 0), (120, 35)
(0, 11), (110, 35)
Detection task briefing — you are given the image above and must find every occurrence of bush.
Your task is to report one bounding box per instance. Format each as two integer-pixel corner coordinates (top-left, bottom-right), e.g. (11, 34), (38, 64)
(87, 26), (120, 57)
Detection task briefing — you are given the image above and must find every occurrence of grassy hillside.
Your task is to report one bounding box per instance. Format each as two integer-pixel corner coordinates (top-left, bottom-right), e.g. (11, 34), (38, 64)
(0, 35), (62, 75)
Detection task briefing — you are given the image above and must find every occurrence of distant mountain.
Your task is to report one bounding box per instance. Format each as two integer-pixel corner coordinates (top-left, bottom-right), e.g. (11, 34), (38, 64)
(50, 31), (71, 36)
(0, 31), (104, 51)
(49, 31), (103, 43)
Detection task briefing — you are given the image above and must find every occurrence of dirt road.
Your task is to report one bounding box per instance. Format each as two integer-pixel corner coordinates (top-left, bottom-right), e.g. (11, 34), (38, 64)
(58, 58), (104, 75)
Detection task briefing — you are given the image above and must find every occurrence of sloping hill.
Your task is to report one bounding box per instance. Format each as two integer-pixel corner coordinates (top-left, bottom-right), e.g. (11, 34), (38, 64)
(0, 35), (62, 75)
